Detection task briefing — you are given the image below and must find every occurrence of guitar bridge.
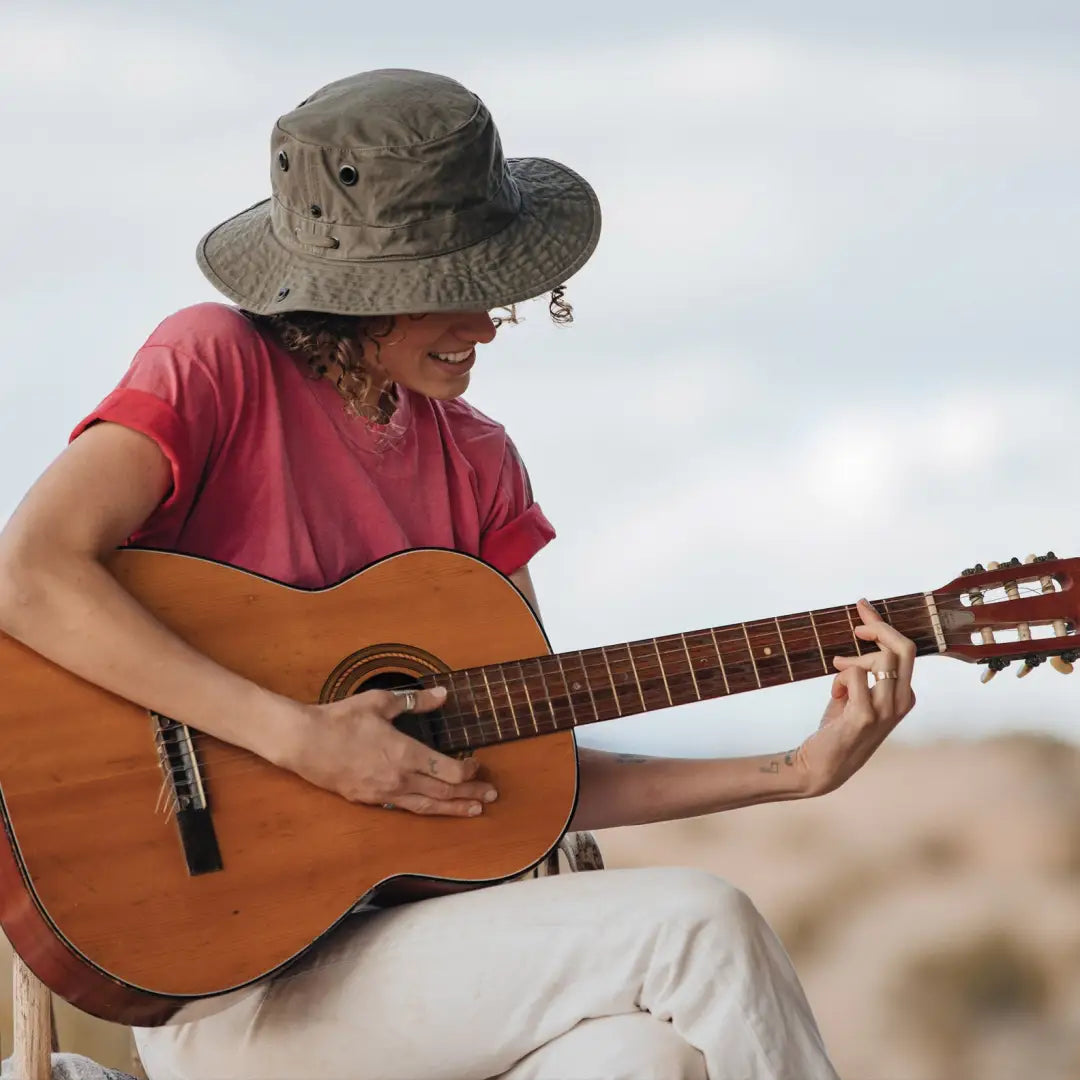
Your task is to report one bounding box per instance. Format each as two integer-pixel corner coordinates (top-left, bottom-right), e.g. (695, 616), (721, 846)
(152, 712), (223, 876)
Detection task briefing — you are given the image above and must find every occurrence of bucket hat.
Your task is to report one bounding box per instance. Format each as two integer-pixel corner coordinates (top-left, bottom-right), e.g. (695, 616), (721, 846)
(196, 69), (601, 316)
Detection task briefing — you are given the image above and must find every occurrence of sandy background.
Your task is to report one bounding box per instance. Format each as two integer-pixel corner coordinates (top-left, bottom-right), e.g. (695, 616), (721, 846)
(3, 733), (1078, 1079)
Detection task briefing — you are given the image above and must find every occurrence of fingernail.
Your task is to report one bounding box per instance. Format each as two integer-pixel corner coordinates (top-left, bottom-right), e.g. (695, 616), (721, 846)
(432, 685), (447, 698)
(468, 803), (483, 816)
(483, 789), (498, 803)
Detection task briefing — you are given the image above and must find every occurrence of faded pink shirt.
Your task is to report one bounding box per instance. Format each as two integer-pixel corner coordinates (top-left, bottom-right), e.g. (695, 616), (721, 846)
(71, 303), (555, 586)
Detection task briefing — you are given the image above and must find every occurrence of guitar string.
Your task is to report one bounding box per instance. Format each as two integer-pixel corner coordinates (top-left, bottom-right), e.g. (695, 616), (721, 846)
(149, 634), (947, 794)
(139, 586), (1063, 792)
(147, 589), (1039, 789)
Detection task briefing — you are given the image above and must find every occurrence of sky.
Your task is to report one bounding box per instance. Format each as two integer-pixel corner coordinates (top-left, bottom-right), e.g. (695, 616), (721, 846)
(2, 1), (1078, 758)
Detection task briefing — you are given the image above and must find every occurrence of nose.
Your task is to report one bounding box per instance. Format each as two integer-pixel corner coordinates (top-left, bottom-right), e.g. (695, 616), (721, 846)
(457, 311), (497, 345)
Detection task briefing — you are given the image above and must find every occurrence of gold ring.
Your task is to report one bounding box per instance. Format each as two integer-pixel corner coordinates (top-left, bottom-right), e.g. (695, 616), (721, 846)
(872, 671), (899, 682)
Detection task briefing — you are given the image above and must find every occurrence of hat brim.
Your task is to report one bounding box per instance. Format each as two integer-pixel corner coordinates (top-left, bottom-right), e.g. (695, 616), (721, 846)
(196, 157), (601, 316)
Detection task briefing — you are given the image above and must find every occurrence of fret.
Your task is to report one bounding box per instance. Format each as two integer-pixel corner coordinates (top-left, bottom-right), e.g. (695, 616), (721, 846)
(774, 618), (795, 681)
(514, 659), (540, 734)
(844, 605), (863, 655)
(652, 639), (674, 706)
(534, 657), (559, 729)
(459, 668), (484, 746)
(573, 651), (601, 722)
(742, 620), (792, 689)
(708, 627), (731, 694)
(808, 610), (829, 674)
(623, 644), (648, 711)
(681, 634), (702, 699)
(438, 679), (468, 749)
(740, 624), (762, 688)
(651, 634), (700, 707)
(480, 668), (513, 737)
(554, 651), (593, 725)
(599, 645), (623, 716)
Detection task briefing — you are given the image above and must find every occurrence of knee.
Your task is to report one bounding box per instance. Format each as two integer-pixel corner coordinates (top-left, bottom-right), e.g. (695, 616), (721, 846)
(648, 867), (764, 931)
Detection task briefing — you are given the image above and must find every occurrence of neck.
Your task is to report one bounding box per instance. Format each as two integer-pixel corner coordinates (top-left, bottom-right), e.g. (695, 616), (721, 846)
(423, 594), (940, 752)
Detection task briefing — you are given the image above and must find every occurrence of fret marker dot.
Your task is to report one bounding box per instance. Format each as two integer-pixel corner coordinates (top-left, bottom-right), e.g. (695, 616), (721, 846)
(763, 647), (773, 656)
(572, 682), (581, 691)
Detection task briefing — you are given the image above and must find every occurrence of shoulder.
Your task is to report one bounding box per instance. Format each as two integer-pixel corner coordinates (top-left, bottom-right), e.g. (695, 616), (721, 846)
(133, 303), (277, 391)
(142, 302), (266, 363)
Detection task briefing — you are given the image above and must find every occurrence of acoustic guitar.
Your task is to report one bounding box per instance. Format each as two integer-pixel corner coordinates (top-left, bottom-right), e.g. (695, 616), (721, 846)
(0, 547), (1076, 1024)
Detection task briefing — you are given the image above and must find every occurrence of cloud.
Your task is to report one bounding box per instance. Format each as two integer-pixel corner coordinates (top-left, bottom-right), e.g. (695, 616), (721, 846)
(2, 5), (1078, 756)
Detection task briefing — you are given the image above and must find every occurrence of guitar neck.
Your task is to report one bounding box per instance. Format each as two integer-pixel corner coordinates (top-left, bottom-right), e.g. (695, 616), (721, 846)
(426, 594), (941, 752)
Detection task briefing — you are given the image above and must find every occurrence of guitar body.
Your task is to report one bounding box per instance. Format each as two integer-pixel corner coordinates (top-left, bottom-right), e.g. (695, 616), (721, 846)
(0, 548), (578, 1024)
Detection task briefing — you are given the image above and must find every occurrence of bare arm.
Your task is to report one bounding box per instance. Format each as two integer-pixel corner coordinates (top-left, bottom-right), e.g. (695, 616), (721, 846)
(570, 746), (808, 831)
(0, 423), (493, 814)
(0, 423), (304, 764)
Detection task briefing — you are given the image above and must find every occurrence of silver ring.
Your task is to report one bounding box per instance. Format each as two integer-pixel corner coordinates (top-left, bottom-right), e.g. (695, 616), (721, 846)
(382, 802), (396, 811)
(872, 670), (899, 682)
(392, 688), (417, 712)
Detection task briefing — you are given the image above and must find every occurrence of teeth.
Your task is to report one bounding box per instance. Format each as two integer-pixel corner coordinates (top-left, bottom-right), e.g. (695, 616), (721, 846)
(430, 350), (473, 364)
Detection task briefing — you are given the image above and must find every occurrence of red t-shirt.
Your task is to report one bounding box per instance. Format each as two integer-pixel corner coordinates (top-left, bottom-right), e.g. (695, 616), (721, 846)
(71, 303), (555, 586)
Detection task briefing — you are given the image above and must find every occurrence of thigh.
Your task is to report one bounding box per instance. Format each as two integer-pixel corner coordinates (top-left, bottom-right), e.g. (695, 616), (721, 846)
(135, 866), (774, 1080)
(497, 1013), (708, 1080)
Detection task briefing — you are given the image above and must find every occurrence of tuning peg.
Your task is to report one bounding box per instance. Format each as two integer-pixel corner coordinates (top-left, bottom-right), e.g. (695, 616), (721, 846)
(1051, 656), (1074, 675)
(981, 657), (1010, 684)
(1017, 656), (1045, 678)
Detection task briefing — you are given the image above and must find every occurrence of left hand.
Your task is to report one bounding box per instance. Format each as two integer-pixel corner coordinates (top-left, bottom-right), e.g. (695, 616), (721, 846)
(794, 598), (917, 796)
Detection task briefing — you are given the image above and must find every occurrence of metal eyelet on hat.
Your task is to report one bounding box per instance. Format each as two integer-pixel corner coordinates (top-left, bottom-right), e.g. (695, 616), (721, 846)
(276, 286), (290, 301)
(277, 151), (289, 171)
(309, 205), (322, 218)
(338, 165), (358, 186)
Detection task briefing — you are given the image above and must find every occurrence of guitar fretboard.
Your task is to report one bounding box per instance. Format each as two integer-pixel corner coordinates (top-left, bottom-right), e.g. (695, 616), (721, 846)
(423, 594), (940, 751)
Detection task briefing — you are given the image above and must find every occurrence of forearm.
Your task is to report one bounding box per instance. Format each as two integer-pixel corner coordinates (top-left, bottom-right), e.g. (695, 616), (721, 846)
(570, 746), (808, 831)
(0, 551), (303, 765)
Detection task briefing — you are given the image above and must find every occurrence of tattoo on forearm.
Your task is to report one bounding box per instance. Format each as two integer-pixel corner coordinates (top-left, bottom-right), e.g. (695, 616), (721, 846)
(759, 750), (797, 775)
(614, 753), (650, 765)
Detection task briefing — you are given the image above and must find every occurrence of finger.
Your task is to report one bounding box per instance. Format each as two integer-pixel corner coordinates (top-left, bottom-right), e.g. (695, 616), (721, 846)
(833, 648), (898, 675)
(838, 663), (873, 716)
(378, 685), (447, 719)
(388, 792), (485, 818)
(835, 647), (898, 711)
(400, 739), (480, 784)
(407, 773), (497, 806)
(852, 599), (916, 681)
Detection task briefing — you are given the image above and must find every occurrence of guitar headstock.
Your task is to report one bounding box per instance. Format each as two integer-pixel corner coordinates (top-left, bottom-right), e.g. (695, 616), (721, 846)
(932, 552), (1080, 682)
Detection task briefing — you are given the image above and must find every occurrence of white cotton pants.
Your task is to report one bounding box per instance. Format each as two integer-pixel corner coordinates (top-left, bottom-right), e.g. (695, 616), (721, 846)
(134, 867), (839, 1080)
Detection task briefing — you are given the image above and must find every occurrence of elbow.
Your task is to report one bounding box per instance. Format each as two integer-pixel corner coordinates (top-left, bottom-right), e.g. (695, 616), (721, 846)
(0, 543), (57, 640)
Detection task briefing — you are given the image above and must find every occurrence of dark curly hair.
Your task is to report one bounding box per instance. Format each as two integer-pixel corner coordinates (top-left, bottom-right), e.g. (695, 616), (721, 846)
(244, 286), (573, 420)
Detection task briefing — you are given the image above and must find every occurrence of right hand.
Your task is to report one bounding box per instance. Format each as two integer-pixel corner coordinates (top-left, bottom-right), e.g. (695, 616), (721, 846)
(286, 686), (498, 816)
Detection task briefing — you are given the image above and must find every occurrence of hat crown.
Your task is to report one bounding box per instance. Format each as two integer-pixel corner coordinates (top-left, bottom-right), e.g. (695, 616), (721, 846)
(283, 69), (479, 151)
(270, 69), (513, 251)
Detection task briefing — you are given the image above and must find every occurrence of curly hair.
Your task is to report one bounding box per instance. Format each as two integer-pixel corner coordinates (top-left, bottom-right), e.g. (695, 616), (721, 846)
(244, 286), (574, 420)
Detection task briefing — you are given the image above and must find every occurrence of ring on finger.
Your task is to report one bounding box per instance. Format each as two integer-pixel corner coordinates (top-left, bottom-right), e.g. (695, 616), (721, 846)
(392, 688), (417, 712)
(872, 670), (899, 682)
(381, 802), (397, 811)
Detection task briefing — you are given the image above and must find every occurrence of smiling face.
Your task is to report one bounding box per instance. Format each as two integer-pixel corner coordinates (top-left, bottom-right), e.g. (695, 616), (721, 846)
(362, 310), (498, 405)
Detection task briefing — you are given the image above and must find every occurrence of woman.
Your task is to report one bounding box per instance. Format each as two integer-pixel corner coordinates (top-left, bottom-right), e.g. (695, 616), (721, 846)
(0, 69), (915, 1079)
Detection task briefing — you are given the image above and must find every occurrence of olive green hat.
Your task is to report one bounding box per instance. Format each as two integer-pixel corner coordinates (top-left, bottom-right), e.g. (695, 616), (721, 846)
(196, 68), (601, 315)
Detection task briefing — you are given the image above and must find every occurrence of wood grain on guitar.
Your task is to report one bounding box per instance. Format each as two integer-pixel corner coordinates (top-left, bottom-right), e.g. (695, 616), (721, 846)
(0, 547), (1076, 1025)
